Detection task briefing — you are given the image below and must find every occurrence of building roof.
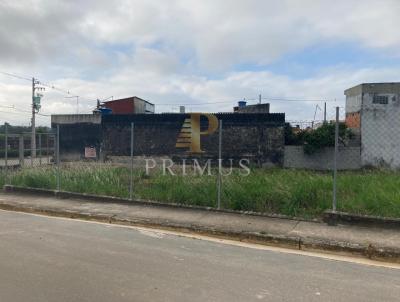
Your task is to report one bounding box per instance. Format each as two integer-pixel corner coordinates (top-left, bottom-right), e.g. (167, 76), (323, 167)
(345, 82), (400, 96)
(103, 96), (150, 104)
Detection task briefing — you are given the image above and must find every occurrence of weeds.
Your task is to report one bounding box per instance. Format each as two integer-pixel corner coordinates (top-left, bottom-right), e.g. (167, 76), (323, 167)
(2, 164), (400, 218)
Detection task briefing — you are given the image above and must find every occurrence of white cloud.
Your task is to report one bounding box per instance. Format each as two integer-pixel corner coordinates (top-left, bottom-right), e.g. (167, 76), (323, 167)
(2, 64), (400, 126)
(76, 0), (400, 69)
(2, 0), (400, 69)
(1, 0), (400, 125)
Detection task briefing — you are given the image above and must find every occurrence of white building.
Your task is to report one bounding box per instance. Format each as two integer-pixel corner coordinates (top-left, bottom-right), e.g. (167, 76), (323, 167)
(345, 83), (400, 168)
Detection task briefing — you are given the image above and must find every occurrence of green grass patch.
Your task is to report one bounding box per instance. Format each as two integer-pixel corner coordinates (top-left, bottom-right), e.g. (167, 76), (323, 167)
(2, 164), (400, 219)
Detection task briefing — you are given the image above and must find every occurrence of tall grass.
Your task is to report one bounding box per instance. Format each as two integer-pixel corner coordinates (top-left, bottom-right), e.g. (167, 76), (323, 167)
(2, 164), (400, 218)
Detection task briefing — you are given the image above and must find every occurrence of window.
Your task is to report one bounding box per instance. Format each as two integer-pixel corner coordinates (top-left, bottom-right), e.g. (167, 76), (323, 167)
(372, 94), (389, 104)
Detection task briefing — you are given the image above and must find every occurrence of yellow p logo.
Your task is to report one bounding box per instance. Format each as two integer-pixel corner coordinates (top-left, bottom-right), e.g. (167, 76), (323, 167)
(176, 113), (219, 153)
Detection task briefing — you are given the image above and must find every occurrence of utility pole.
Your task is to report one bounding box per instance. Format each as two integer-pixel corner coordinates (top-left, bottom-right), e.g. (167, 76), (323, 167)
(259, 94), (262, 104)
(31, 77), (36, 158)
(31, 78), (44, 159)
(324, 102), (327, 123)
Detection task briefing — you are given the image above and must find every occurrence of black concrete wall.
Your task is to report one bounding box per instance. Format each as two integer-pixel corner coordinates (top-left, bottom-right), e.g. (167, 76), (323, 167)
(53, 123), (102, 160)
(102, 113), (285, 165)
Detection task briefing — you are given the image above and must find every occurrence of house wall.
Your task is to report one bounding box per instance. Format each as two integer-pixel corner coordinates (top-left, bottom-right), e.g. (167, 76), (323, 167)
(133, 98), (145, 114)
(284, 145), (361, 170)
(234, 103), (270, 113)
(103, 97), (154, 114)
(51, 114), (101, 125)
(103, 98), (135, 114)
(345, 93), (362, 129)
(361, 92), (400, 168)
(145, 101), (155, 113)
(345, 93), (362, 114)
(51, 114), (102, 160)
(345, 83), (400, 169)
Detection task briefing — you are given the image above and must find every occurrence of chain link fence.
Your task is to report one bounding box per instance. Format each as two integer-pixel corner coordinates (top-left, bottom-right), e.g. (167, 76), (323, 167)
(0, 125), (56, 189)
(1, 110), (399, 219)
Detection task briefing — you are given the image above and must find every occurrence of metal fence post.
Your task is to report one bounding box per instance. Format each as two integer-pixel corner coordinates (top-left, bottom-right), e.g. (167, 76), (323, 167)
(129, 122), (134, 200)
(47, 134), (50, 164)
(4, 123), (8, 185)
(56, 125), (60, 191)
(38, 133), (42, 166)
(217, 120), (222, 209)
(333, 106), (339, 211)
(31, 134), (34, 167)
(19, 134), (24, 167)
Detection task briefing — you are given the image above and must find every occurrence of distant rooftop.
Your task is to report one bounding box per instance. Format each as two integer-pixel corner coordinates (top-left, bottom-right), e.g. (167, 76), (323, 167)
(345, 82), (400, 96)
(103, 96), (151, 104)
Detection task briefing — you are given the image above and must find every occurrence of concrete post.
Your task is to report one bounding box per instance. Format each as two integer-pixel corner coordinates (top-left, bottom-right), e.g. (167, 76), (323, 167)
(217, 120), (222, 209)
(19, 134), (24, 167)
(129, 123), (134, 200)
(56, 125), (60, 191)
(39, 133), (42, 166)
(333, 106), (339, 211)
(46, 134), (50, 164)
(4, 123), (8, 184)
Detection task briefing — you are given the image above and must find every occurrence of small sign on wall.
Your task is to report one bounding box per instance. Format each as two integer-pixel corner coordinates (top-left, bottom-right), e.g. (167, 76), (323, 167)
(85, 147), (97, 158)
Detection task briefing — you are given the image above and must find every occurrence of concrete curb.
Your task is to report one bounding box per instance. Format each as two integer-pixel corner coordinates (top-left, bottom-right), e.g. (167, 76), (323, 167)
(1, 188), (400, 263)
(323, 210), (400, 229)
(2, 185), (318, 223)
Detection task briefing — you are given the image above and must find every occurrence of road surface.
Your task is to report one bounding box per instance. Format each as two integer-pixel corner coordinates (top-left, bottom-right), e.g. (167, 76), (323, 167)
(0, 210), (399, 302)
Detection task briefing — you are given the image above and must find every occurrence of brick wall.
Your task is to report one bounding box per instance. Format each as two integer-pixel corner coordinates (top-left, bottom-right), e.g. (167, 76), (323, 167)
(345, 112), (361, 128)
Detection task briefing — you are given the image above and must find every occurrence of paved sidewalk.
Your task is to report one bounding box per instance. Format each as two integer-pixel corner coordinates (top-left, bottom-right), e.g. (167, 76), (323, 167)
(0, 192), (399, 262)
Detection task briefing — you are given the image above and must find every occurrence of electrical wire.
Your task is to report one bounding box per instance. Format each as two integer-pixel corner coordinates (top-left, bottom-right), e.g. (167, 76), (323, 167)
(155, 97), (338, 107)
(1, 70), (343, 119)
(0, 71), (31, 81)
(0, 104), (51, 117)
(156, 100), (234, 106)
(0, 70), (99, 103)
(248, 97), (336, 102)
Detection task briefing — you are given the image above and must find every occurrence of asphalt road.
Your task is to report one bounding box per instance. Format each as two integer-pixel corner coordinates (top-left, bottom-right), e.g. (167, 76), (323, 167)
(0, 210), (399, 302)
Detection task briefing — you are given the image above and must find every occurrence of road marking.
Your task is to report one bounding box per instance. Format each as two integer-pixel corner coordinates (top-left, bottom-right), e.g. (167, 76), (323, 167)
(1, 208), (400, 270)
(138, 228), (165, 239)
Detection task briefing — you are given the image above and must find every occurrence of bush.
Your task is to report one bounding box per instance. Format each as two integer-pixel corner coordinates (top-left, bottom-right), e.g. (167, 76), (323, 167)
(285, 122), (352, 154)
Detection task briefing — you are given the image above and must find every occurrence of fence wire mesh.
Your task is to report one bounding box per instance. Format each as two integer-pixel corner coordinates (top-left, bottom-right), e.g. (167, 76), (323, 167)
(1, 129), (56, 189)
(1, 108), (399, 220)
(336, 102), (400, 217)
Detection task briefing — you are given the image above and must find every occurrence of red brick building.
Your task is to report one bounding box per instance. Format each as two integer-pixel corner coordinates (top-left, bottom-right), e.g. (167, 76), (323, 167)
(102, 97), (155, 114)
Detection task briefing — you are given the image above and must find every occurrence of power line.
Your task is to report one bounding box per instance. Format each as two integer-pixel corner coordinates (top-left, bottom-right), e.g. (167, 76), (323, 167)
(0, 71), (73, 96)
(0, 70), (93, 101)
(0, 71), (31, 81)
(0, 109), (32, 116)
(155, 97), (338, 107)
(0, 104), (51, 117)
(39, 80), (72, 95)
(0, 104), (30, 113)
(157, 100), (233, 106)
(250, 97), (336, 102)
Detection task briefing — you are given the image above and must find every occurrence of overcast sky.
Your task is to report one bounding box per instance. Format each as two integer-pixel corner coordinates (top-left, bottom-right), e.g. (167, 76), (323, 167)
(1, 0), (400, 126)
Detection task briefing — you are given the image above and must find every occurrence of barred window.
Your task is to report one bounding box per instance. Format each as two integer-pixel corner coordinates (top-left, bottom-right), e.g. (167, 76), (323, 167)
(373, 95), (389, 104)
